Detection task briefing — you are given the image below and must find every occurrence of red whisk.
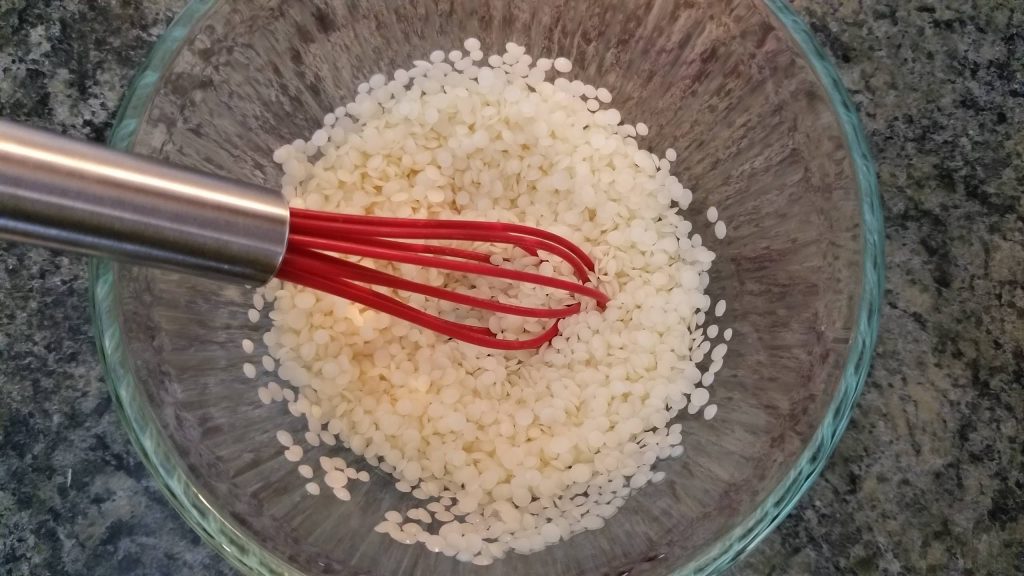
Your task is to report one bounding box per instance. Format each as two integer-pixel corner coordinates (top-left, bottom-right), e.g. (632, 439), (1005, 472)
(0, 120), (608, 350)
(280, 209), (608, 350)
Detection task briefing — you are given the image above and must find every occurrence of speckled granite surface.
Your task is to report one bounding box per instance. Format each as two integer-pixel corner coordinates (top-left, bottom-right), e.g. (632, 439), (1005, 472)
(0, 1), (1021, 574)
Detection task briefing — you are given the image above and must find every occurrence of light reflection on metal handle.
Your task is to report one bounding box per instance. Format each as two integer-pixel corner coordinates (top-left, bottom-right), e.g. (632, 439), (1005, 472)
(0, 119), (289, 283)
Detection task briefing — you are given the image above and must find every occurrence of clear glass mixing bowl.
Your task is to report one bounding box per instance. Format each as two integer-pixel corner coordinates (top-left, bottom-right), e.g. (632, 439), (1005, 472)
(90, 0), (882, 574)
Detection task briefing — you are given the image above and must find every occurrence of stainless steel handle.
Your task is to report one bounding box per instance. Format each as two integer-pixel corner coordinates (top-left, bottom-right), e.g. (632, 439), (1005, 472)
(0, 119), (289, 283)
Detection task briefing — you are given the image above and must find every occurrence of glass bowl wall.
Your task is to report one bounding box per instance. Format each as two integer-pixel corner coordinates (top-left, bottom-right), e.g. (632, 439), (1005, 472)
(92, 0), (882, 574)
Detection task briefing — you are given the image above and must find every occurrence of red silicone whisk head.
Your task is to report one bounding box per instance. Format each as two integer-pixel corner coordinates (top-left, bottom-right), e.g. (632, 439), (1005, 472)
(274, 207), (608, 350)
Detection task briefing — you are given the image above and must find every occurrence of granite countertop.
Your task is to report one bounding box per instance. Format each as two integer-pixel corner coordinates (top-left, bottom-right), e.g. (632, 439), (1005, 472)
(0, 1), (1021, 574)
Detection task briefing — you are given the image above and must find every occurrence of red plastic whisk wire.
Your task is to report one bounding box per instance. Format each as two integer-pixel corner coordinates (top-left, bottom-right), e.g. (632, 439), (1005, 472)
(286, 245), (581, 320)
(290, 208), (594, 269)
(277, 251), (564, 350)
(288, 217), (593, 282)
(288, 233), (609, 306)
(278, 207), (608, 349)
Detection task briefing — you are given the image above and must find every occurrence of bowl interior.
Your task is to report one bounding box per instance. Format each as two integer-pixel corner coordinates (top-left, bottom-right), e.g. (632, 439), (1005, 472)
(97, 0), (871, 574)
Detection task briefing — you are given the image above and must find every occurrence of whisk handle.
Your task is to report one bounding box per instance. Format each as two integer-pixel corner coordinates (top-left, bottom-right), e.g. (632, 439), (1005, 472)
(0, 119), (289, 283)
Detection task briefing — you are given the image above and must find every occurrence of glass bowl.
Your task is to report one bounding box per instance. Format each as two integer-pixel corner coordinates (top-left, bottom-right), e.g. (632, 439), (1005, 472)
(90, 0), (882, 574)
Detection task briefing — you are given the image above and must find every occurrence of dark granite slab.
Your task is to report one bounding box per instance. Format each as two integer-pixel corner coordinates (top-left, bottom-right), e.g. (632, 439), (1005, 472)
(0, 1), (1021, 574)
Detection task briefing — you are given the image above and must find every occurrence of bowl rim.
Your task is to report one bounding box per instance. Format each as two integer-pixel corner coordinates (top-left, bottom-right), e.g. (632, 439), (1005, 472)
(90, 1), (883, 574)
